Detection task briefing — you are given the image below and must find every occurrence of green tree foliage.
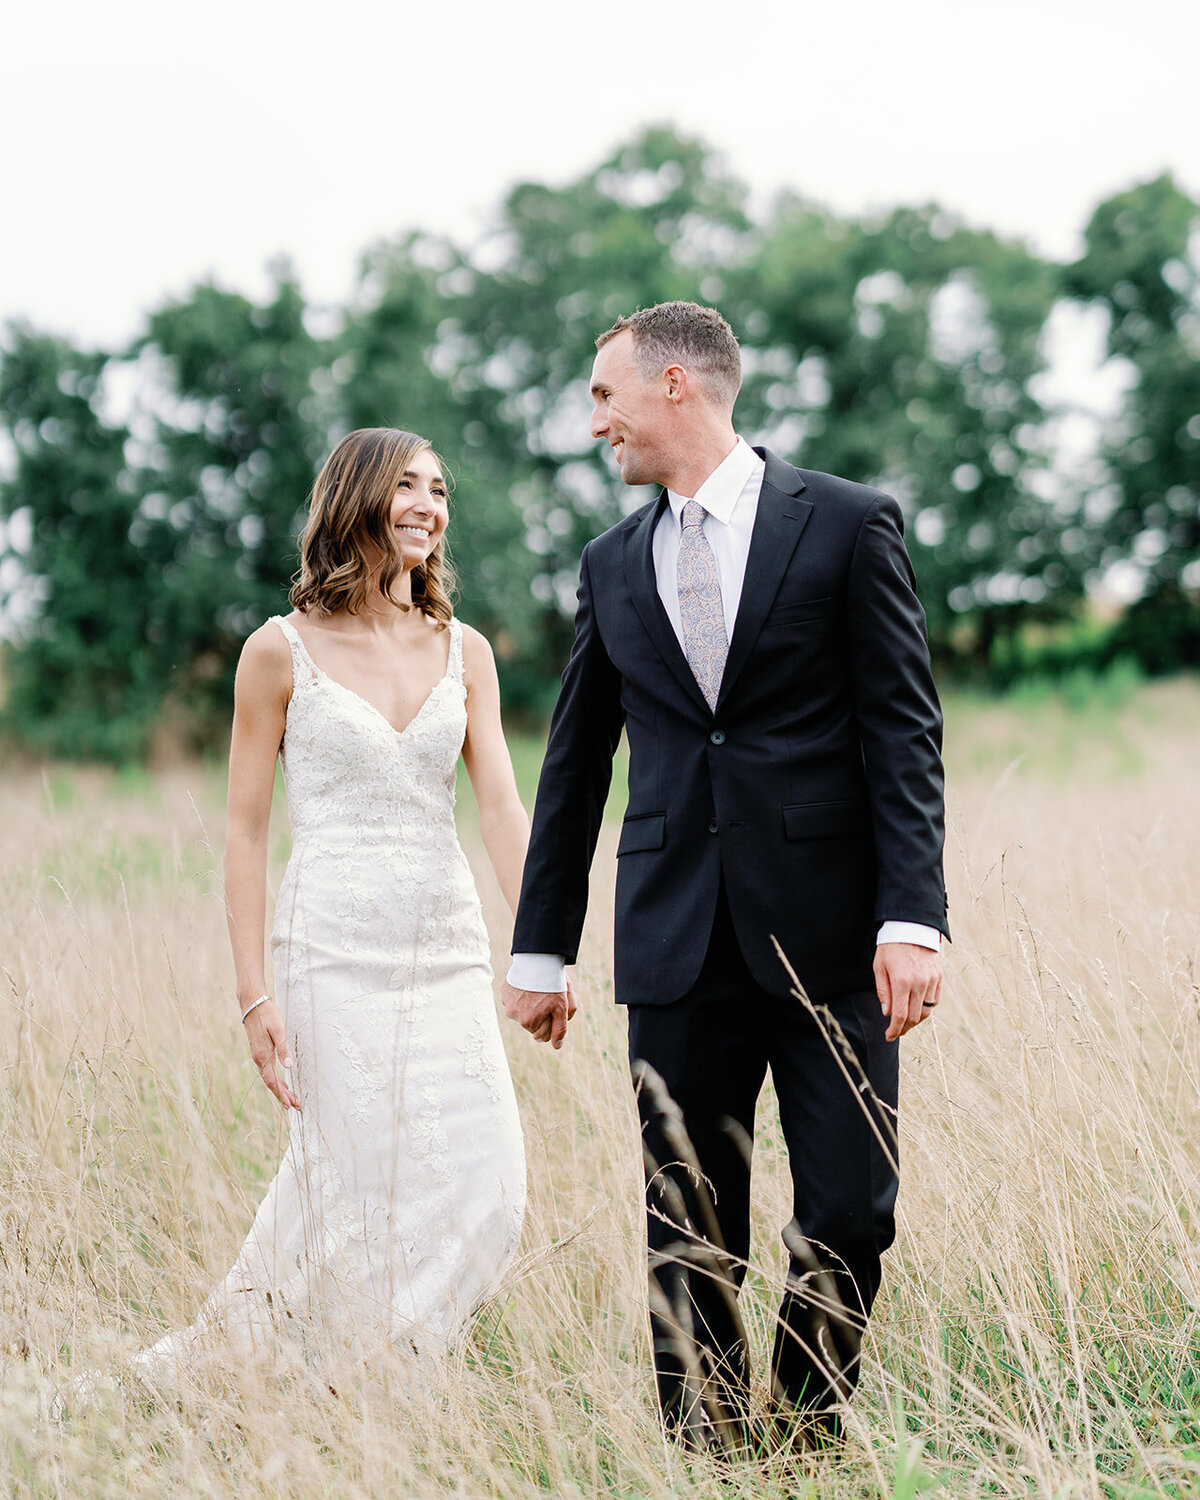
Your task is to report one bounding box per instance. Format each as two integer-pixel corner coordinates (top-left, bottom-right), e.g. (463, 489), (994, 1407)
(1, 128), (1197, 759)
(0, 328), (155, 758)
(732, 199), (1068, 666)
(134, 267), (329, 734)
(1067, 175), (1200, 662)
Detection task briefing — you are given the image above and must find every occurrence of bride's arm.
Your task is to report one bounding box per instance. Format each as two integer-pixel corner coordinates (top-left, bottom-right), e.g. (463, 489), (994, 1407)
(460, 624), (530, 917)
(225, 624), (300, 1111)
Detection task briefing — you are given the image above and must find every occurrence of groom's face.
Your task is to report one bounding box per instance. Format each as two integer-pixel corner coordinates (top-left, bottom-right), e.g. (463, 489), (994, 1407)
(589, 331), (669, 487)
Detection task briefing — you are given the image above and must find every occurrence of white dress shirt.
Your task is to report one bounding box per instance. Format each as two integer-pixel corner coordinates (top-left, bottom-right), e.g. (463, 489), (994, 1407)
(654, 436), (763, 641)
(508, 437), (939, 993)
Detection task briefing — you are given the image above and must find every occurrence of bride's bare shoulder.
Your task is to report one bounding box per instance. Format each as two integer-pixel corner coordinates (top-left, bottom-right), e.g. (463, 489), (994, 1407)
(236, 618), (294, 689)
(458, 619), (488, 647)
(459, 621), (496, 665)
(458, 624), (500, 703)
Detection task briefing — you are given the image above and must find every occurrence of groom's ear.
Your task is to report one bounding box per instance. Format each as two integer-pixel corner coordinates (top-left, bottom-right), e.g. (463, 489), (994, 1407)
(663, 363), (687, 404)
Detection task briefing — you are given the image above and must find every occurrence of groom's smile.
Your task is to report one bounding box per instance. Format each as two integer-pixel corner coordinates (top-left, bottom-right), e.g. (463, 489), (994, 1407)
(589, 328), (671, 488)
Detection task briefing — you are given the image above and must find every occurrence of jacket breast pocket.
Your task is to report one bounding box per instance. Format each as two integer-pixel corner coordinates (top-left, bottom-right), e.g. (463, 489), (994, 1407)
(782, 801), (869, 840)
(765, 597), (834, 628)
(617, 812), (666, 856)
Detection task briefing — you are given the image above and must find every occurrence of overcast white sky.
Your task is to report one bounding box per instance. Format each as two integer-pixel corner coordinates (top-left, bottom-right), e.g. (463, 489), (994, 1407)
(3, 0), (1197, 350)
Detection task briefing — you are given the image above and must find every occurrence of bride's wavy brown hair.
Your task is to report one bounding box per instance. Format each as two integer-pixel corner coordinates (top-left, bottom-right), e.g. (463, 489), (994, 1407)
(290, 428), (455, 625)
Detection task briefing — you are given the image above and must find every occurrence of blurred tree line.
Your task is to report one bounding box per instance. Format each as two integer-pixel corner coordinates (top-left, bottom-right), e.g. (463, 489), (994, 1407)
(2, 127), (1198, 759)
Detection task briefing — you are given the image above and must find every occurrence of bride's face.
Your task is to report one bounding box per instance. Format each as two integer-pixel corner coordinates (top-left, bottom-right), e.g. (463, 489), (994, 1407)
(389, 448), (449, 568)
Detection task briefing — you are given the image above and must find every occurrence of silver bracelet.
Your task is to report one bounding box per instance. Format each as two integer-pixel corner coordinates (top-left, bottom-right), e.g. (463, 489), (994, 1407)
(240, 994), (271, 1022)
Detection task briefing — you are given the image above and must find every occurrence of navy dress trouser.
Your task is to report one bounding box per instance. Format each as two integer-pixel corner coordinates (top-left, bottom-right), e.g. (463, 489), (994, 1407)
(626, 885), (900, 1434)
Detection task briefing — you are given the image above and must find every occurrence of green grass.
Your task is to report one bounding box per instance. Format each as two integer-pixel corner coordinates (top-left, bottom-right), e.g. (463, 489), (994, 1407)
(3, 678), (1200, 1496)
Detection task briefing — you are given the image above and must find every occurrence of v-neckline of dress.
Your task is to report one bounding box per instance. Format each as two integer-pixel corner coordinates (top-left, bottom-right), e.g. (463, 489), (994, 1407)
(287, 619), (455, 738)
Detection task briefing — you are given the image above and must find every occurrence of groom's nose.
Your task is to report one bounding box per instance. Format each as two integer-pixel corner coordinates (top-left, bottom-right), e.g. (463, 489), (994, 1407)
(590, 403), (608, 439)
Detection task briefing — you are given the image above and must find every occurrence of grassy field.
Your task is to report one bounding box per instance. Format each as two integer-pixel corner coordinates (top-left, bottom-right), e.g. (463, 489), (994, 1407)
(2, 677), (1200, 1498)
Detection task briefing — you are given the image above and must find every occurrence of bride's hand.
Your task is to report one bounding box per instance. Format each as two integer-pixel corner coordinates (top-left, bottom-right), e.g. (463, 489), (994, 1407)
(530, 976), (579, 1046)
(501, 978), (576, 1050)
(565, 975), (578, 1025)
(243, 1002), (302, 1110)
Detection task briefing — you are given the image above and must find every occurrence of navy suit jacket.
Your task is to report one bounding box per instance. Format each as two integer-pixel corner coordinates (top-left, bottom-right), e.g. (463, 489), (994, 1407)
(512, 447), (949, 1005)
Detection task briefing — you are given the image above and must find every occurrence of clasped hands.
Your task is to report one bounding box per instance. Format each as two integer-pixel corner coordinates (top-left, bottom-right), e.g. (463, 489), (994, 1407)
(501, 977), (578, 1050)
(502, 944), (940, 1051)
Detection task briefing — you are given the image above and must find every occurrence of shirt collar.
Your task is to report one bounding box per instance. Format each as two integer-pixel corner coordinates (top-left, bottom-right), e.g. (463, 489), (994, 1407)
(667, 436), (760, 526)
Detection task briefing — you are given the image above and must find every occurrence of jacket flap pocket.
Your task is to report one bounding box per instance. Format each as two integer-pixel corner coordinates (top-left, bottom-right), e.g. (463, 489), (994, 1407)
(782, 800), (868, 840)
(617, 813), (666, 856)
(768, 597), (833, 626)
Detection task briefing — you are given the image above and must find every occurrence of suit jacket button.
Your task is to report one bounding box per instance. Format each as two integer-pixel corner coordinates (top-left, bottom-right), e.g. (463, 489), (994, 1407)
(709, 729), (725, 745)
(707, 819), (719, 834)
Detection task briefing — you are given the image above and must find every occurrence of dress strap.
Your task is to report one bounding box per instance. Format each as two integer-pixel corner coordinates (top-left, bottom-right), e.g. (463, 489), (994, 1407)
(268, 614), (315, 688)
(269, 613), (298, 647)
(447, 619), (464, 684)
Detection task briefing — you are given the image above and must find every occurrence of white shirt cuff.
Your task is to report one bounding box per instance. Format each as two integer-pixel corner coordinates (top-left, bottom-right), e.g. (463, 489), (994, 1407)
(507, 953), (568, 993)
(877, 921), (941, 951)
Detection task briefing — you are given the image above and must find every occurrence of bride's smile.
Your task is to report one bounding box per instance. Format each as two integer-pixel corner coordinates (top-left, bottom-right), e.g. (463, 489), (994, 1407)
(390, 449), (448, 565)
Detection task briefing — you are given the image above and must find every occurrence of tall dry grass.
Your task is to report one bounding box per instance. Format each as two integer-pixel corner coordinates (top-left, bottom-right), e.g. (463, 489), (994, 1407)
(1, 679), (1199, 1498)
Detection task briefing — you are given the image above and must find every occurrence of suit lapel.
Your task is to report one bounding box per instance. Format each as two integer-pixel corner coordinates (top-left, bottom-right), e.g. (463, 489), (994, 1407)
(624, 492), (712, 714)
(622, 449), (813, 717)
(715, 452), (812, 713)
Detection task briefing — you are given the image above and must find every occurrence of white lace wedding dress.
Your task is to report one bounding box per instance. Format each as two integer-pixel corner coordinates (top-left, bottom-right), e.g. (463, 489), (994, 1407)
(130, 614), (526, 1380)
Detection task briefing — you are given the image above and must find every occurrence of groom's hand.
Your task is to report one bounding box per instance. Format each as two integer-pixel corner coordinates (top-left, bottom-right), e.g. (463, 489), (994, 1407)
(874, 943), (943, 1042)
(501, 978), (577, 1050)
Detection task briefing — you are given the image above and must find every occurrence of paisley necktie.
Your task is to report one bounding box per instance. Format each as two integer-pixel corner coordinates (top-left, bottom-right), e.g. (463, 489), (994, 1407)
(676, 500), (728, 711)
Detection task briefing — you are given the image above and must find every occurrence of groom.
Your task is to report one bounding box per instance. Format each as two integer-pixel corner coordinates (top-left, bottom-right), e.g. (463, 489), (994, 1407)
(503, 301), (947, 1445)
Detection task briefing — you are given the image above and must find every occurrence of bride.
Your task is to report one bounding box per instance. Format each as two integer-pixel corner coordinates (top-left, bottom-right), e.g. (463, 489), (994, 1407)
(113, 427), (560, 1387)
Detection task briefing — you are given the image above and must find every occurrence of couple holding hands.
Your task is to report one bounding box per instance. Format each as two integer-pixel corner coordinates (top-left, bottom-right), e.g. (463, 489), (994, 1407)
(83, 300), (948, 1454)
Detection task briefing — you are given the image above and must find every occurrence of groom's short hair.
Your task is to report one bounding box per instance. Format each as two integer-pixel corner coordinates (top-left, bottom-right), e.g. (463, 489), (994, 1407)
(597, 301), (742, 410)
